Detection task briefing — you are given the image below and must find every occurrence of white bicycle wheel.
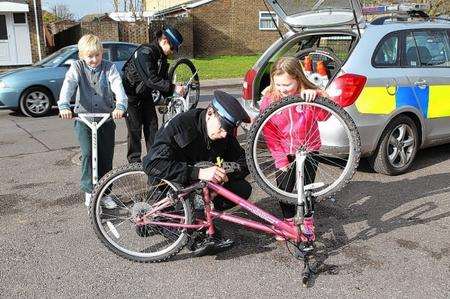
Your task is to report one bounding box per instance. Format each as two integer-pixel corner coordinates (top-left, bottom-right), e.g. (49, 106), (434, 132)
(90, 163), (193, 262)
(246, 96), (360, 204)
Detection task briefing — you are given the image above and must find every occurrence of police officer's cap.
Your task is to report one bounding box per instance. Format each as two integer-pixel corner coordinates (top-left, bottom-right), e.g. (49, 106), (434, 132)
(211, 90), (251, 132)
(163, 26), (183, 52)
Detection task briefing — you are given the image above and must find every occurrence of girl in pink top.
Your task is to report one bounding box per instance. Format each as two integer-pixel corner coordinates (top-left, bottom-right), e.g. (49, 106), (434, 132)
(259, 57), (329, 223)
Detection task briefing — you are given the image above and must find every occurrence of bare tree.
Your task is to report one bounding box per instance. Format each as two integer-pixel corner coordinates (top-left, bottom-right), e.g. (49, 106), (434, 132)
(112, 0), (120, 12)
(50, 4), (75, 21)
(120, 0), (144, 20)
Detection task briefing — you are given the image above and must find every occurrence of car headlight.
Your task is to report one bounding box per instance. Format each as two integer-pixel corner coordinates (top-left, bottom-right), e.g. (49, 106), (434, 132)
(0, 80), (8, 89)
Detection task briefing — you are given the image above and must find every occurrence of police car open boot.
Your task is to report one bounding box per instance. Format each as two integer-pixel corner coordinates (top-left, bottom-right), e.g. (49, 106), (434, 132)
(189, 229), (234, 257)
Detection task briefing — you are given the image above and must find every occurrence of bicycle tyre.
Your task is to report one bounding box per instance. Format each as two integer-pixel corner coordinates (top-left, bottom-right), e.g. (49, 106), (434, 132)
(246, 96), (360, 204)
(168, 58), (200, 110)
(90, 163), (194, 263)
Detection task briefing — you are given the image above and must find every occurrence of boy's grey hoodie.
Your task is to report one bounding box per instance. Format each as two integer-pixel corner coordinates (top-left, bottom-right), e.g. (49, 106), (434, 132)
(58, 60), (127, 113)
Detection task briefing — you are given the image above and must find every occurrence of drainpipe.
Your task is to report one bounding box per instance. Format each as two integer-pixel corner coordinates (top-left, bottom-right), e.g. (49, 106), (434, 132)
(32, 0), (42, 60)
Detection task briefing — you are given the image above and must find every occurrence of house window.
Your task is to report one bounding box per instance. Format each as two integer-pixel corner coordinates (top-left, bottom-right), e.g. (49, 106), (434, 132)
(259, 11), (278, 31)
(13, 13), (26, 24)
(0, 15), (7, 40)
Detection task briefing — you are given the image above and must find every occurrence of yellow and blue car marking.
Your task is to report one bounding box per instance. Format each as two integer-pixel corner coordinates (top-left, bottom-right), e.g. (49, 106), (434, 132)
(356, 85), (450, 118)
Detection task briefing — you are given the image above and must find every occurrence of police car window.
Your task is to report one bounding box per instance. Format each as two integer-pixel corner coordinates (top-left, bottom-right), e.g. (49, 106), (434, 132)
(373, 34), (399, 66)
(405, 32), (419, 67)
(412, 30), (450, 67)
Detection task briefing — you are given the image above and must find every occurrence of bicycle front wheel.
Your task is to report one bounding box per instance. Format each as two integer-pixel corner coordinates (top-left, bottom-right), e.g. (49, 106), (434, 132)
(168, 58), (200, 110)
(246, 96), (360, 204)
(90, 163), (193, 263)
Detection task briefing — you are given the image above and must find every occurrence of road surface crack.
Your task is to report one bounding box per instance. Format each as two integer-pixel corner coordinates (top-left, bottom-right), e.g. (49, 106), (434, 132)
(10, 119), (51, 151)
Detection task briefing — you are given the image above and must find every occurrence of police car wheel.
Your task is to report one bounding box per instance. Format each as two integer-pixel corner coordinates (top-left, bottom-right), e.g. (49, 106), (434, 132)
(370, 115), (419, 175)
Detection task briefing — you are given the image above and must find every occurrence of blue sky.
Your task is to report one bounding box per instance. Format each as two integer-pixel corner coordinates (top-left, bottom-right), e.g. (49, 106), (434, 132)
(42, 0), (115, 19)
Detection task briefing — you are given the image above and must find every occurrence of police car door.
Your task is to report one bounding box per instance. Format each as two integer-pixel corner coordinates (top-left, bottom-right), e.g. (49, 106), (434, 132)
(403, 29), (450, 144)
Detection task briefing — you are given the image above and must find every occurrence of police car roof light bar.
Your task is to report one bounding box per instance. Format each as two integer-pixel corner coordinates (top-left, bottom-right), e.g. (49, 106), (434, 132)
(362, 2), (430, 15)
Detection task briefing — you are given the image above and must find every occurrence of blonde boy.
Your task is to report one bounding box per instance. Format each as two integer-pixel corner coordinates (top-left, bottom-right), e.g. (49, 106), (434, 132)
(58, 34), (127, 209)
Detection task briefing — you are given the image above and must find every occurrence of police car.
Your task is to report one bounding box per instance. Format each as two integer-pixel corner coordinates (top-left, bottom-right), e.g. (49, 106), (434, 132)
(240, 1), (450, 175)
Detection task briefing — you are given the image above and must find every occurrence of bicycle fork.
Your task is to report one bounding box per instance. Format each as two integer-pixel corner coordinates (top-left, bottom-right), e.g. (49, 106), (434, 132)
(295, 151), (316, 287)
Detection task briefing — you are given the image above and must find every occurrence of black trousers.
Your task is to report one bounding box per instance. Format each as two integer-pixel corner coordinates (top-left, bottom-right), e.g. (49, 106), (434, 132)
(126, 96), (158, 163)
(213, 179), (252, 212)
(276, 155), (318, 219)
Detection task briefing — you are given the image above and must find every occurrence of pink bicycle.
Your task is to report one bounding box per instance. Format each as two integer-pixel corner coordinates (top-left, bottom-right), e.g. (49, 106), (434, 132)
(89, 96), (360, 286)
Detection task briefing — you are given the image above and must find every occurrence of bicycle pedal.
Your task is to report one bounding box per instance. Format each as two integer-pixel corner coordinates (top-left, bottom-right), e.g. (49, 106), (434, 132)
(187, 231), (205, 251)
(191, 237), (234, 257)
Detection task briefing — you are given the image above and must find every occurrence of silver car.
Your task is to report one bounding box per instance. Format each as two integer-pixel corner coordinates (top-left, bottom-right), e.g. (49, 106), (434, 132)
(240, 0), (450, 175)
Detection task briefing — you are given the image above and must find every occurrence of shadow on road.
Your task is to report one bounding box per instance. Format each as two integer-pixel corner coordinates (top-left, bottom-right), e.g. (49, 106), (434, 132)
(209, 171), (450, 279)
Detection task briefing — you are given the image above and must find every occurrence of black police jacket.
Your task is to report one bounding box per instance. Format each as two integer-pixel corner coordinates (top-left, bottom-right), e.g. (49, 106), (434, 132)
(122, 40), (175, 97)
(143, 109), (249, 185)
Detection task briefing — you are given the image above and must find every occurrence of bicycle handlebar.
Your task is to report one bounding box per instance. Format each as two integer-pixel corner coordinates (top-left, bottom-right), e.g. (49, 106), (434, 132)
(72, 111), (128, 118)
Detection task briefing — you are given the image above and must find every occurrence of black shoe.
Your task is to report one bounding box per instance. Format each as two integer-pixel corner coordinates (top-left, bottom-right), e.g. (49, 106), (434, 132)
(190, 230), (234, 257)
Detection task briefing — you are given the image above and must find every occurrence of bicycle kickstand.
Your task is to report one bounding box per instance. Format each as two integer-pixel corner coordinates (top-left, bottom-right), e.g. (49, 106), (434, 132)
(302, 254), (315, 288)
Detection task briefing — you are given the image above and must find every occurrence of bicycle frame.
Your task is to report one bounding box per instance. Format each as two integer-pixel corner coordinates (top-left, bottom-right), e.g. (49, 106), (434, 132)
(141, 152), (315, 244)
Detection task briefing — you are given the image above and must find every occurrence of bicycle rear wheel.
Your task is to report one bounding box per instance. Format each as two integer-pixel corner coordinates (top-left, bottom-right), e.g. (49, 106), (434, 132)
(246, 96), (360, 204)
(90, 163), (193, 263)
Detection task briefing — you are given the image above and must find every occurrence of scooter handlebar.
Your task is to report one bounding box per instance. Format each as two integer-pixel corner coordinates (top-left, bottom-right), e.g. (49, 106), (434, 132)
(60, 111), (128, 118)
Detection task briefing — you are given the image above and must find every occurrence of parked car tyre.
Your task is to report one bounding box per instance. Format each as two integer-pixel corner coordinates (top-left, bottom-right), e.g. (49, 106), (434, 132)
(19, 87), (53, 117)
(370, 115), (419, 175)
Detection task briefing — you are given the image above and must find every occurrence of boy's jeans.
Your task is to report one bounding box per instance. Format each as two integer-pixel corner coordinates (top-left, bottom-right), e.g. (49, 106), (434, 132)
(74, 119), (116, 193)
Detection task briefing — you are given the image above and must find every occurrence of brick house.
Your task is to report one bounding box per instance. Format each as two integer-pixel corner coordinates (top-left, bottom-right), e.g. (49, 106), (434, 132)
(152, 0), (284, 57)
(79, 14), (120, 41)
(0, 0), (45, 67)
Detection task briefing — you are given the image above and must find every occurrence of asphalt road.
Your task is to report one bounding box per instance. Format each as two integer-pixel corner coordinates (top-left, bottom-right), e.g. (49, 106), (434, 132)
(0, 89), (449, 297)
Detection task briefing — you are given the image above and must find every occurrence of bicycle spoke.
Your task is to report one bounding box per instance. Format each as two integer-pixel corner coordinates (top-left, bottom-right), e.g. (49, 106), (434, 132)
(91, 165), (193, 262)
(248, 97), (360, 203)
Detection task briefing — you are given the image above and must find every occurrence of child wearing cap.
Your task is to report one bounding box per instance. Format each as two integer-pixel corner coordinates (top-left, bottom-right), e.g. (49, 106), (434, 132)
(58, 34), (127, 208)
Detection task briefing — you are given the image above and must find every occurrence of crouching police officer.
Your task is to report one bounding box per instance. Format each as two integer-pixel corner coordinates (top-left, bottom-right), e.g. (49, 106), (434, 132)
(122, 26), (185, 163)
(143, 90), (252, 256)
